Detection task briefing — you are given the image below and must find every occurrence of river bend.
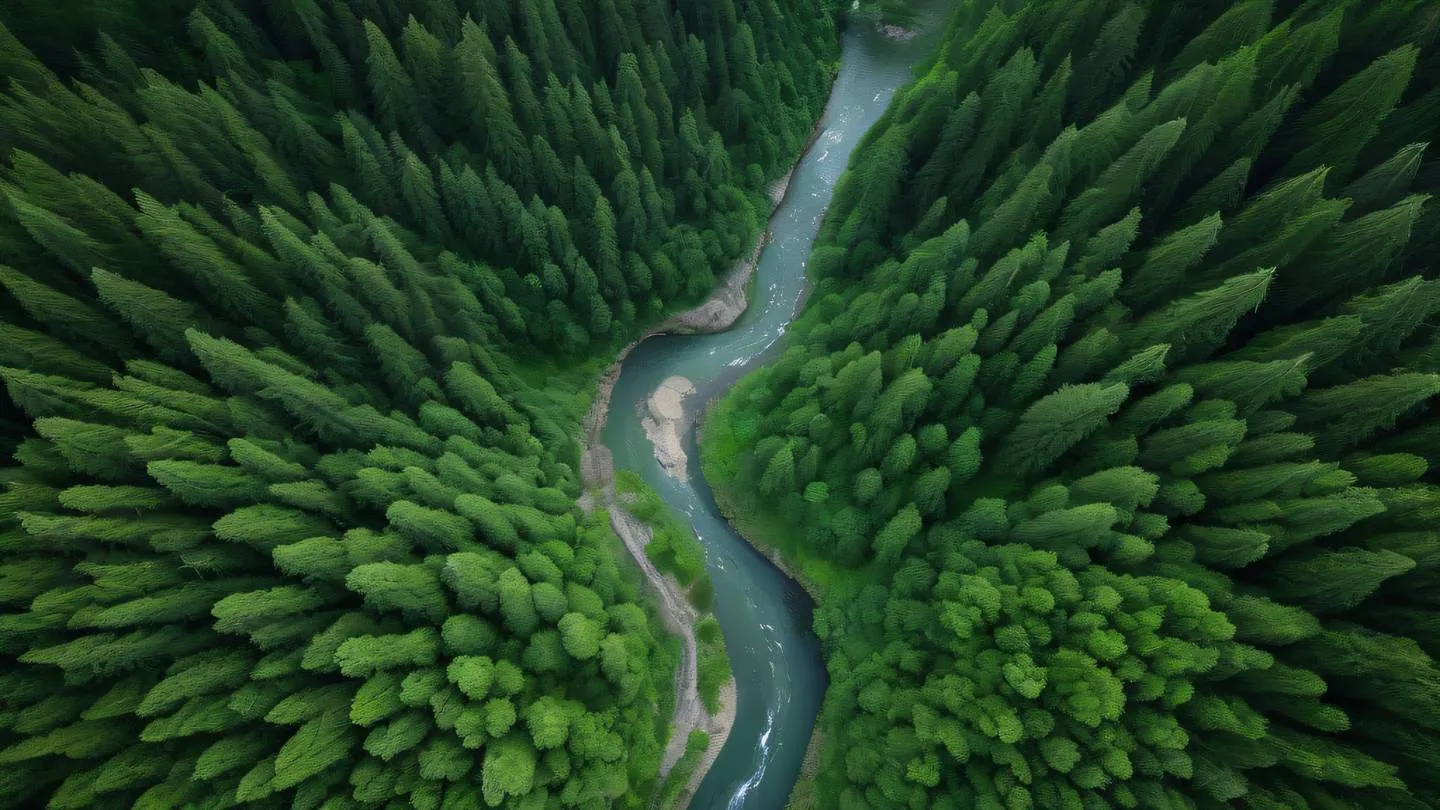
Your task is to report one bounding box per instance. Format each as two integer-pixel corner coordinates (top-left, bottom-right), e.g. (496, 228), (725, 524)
(602, 12), (943, 808)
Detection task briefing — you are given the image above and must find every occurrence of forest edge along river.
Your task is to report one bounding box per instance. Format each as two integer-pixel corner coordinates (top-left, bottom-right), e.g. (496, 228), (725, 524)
(580, 9), (946, 809)
(587, 10), (945, 808)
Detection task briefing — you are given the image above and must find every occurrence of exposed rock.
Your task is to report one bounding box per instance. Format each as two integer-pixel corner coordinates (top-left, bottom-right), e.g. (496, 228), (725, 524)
(577, 166), (799, 493)
(642, 376), (697, 481)
(880, 23), (919, 40)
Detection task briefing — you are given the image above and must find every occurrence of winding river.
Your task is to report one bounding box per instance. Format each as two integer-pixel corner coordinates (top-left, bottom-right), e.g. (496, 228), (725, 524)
(602, 11), (944, 808)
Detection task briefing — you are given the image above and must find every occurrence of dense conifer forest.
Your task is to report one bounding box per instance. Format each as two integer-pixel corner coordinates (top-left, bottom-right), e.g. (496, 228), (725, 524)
(0, 0), (839, 806)
(705, 1), (1440, 808)
(9, 0), (1440, 807)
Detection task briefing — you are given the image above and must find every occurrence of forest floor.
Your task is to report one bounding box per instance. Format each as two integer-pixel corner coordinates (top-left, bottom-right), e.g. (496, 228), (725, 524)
(574, 167), (799, 800)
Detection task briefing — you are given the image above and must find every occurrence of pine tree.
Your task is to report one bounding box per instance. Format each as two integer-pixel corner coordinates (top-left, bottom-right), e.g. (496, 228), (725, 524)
(698, 6), (1440, 807)
(0, 265), (138, 359)
(453, 19), (530, 181)
(997, 383), (1130, 478)
(1292, 373), (1440, 456)
(1128, 269), (1274, 363)
(1282, 45), (1419, 184)
(20, 1), (1440, 808)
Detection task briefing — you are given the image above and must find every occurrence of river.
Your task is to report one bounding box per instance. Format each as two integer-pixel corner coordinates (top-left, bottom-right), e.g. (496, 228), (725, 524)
(601, 9), (945, 808)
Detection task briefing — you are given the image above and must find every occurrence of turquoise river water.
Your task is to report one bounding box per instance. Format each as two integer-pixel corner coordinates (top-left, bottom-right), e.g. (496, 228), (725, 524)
(602, 11), (943, 809)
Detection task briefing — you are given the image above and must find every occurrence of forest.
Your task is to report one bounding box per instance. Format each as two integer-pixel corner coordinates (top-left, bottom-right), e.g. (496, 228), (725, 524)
(704, 0), (1440, 808)
(0, 0), (839, 806)
(8, 0), (1440, 808)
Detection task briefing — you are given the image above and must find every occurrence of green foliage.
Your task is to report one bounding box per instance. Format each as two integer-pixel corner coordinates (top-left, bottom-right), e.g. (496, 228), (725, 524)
(614, 471), (732, 713)
(702, 2), (1440, 807)
(617, 471), (706, 589)
(655, 730), (711, 809)
(696, 617), (730, 715)
(0, 0), (840, 805)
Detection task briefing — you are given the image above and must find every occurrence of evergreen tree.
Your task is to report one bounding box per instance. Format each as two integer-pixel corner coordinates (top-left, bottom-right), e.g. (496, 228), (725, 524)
(701, 4), (1440, 807)
(0, 1), (843, 805)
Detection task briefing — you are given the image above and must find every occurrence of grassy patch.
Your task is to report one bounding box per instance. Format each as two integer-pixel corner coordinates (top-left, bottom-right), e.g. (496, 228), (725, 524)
(614, 470), (732, 714)
(653, 729), (711, 810)
(617, 470), (710, 605)
(696, 617), (729, 714)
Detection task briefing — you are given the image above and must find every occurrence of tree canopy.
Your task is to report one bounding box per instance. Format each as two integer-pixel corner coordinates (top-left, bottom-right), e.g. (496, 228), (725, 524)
(705, 2), (1440, 808)
(0, 0), (841, 806)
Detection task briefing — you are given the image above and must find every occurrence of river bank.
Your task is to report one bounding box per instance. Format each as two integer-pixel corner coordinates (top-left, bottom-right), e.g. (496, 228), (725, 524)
(603, 504), (728, 777)
(574, 164), (803, 800)
(579, 13), (942, 804)
(578, 164), (796, 494)
(697, 437), (830, 808)
(578, 90), (832, 491)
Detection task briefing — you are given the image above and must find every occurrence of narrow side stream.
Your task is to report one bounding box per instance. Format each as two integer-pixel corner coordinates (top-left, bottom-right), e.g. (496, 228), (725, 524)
(602, 13), (942, 809)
